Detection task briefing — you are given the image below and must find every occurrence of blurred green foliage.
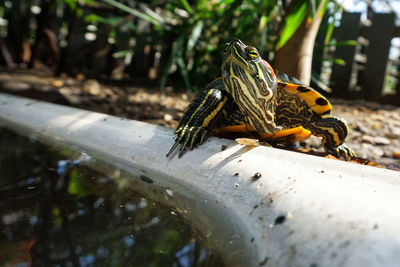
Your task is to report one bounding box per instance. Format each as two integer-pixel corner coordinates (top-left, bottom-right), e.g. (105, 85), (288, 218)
(95, 0), (281, 90)
(0, 0), (342, 91)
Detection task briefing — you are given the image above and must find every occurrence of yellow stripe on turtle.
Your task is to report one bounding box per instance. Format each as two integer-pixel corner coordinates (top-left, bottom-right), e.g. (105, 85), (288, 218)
(201, 97), (227, 127)
(279, 82), (332, 115)
(215, 124), (311, 142)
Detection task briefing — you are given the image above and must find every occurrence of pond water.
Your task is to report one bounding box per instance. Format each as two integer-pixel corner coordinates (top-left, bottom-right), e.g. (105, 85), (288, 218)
(0, 128), (224, 267)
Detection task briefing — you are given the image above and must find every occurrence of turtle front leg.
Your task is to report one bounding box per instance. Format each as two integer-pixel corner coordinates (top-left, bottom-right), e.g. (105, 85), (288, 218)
(166, 80), (229, 158)
(306, 115), (356, 160)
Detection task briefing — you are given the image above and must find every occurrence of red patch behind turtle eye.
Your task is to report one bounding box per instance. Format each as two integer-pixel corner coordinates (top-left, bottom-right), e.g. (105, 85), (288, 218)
(261, 59), (276, 80)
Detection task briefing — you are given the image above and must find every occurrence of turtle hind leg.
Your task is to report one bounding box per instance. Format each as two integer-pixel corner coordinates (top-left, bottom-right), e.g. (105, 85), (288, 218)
(306, 115), (356, 160)
(325, 143), (356, 160)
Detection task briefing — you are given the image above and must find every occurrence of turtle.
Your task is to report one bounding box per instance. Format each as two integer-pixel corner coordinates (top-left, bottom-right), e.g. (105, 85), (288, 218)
(166, 38), (355, 160)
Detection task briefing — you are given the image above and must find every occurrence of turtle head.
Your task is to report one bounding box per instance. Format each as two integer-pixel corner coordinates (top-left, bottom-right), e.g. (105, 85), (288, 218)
(222, 39), (259, 74)
(221, 39), (279, 133)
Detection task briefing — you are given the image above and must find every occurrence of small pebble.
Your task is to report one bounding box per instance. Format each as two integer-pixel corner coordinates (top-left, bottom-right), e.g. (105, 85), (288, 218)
(361, 135), (375, 144)
(51, 79), (64, 87)
(355, 122), (371, 134)
(374, 136), (391, 145)
(164, 114), (173, 121)
(251, 172), (262, 181)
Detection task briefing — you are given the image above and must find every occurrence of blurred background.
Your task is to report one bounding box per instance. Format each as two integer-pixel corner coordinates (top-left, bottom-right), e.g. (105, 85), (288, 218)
(1, 0), (400, 165)
(1, 0), (399, 97)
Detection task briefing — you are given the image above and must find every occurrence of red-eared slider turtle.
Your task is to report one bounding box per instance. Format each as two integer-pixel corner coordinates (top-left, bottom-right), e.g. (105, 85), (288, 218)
(167, 39), (355, 159)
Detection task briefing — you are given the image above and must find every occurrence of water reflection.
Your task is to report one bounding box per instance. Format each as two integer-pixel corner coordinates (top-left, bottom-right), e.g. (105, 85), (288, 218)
(0, 128), (223, 266)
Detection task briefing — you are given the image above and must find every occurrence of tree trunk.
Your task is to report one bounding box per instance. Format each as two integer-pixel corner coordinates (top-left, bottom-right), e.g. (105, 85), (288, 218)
(274, 0), (326, 85)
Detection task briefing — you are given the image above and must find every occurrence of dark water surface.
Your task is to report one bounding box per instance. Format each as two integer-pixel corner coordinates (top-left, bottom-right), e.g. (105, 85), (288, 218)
(0, 128), (223, 266)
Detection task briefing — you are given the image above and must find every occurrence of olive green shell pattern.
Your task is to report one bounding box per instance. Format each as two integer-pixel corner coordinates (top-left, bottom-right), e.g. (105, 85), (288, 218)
(274, 70), (355, 159)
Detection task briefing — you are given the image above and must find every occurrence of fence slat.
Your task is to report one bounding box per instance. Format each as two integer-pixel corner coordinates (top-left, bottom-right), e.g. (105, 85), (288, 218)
(312, 13), (329, 77)
(330, 12), (361, 95)
(361, 12), (396, 100)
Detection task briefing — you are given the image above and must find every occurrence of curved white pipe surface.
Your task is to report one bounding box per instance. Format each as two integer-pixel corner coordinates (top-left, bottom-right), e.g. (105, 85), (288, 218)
(1, 93), (400, 267)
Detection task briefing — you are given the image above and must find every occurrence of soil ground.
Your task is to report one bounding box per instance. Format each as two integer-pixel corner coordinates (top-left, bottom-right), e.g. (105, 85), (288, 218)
(1, 68), (399, 170)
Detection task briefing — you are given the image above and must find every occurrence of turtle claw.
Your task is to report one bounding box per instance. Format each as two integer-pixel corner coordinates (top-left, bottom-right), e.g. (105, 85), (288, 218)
(166, 126), (209, 158)
(166, 141), (180, 157)
(326, 143), (356, 161)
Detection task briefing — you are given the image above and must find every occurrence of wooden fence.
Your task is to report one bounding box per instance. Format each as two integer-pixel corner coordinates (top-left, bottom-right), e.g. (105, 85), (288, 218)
(313, 11), (400, 105)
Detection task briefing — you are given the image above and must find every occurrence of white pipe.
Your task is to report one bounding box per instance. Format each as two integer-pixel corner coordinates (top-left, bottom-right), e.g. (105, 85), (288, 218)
(1, 92), (400, 267)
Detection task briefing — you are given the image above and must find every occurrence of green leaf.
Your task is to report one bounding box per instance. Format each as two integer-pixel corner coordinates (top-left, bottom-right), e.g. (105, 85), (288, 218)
(325, 40), (357, 47)
(100, 0), (168, 29)
(64, 0), (78, 10)
(112, 50), (133, 59)
(160, 36), (185, 91)
(324, 17), (335, 45)
(308, 0), (316, 17)
(76, 7), (83, 17)
(335, 40), (357, 47)
(84, 14), (100, 23)
(317, 0), (330, 18)
(276, 0), (309, 50)
(84, 14), (125, 25)
(176, 51), (191, 90)
(333, 58), (346, 66)
(324, 3), (341, 45)
(180, 0), (193, 14)
(187, 21), (203, 51)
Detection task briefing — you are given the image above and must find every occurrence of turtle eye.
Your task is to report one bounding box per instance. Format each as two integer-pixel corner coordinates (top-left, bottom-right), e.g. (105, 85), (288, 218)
(248, 48), (259, 59)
